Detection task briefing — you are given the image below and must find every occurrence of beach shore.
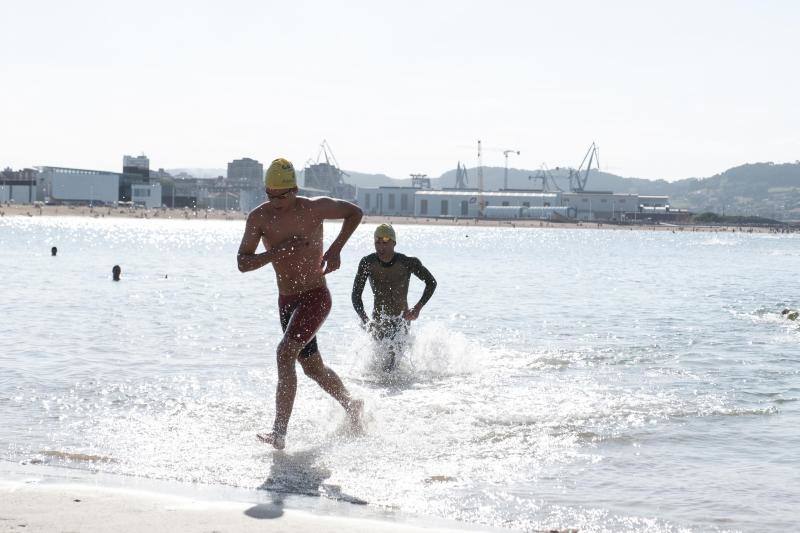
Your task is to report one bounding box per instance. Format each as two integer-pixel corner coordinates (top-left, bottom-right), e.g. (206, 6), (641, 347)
(0, 203), (787, 234)
(0, 480), (476, 533)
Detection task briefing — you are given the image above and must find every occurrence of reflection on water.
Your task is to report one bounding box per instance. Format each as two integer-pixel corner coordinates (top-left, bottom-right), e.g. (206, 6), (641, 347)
(2, 217), (800, 532)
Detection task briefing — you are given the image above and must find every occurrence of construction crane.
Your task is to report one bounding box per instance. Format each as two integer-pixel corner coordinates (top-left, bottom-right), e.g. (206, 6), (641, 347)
(567, 142), (600, 192)
(477, 140), (484, 216)
(503, 149), (520, 190)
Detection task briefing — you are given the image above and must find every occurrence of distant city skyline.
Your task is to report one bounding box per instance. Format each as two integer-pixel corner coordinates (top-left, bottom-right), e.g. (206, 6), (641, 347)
(2, 1), (798, 181)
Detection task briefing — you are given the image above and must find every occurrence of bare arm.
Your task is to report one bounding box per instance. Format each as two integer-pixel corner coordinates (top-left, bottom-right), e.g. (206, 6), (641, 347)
(237, 212), (269, 272)
(237, 212), (298, 272)
(313, 197), (363, 274)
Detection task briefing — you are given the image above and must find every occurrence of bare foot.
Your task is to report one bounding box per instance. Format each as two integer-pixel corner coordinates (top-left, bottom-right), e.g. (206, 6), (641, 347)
(256, 432), (285, 450)
(346, 399), (364, 430)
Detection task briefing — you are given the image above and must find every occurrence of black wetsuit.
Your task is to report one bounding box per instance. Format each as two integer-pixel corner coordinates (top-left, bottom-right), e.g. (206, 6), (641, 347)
(351, 253), (437, 368)
(352, 252), (437, 323)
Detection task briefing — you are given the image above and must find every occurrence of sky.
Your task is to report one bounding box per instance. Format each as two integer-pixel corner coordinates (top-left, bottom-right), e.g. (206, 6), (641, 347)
(1, 0), (798, 181)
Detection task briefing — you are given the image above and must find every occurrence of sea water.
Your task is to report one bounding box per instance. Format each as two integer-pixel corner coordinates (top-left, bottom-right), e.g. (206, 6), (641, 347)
(1, 216), (798, 532)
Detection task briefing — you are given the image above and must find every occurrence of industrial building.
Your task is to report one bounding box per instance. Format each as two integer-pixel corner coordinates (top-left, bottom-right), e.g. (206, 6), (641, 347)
(227, 157), (265, 212)
(123, 155), (150, 177)
(356, 186), (418, 216)
(358, 186), (672, 222)
(0, 167), (38, 203)
(36, 165), (162, 208)
(561, 191), (639, 221)
(37, 167), (121, 206)
(413, 190), (562, 218)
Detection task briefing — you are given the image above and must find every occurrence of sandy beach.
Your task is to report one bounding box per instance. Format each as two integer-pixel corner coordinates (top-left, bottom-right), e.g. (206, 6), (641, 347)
(0, 481), (476, 533)
(0, 461), (494, 533)
(0, 203), (786, 234)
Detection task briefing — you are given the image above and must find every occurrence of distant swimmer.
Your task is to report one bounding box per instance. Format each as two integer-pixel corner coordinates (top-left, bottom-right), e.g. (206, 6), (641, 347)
(51, 246), (57, 256)
(781, 309), (799, 321)
(112, 265), (121, 281)
(352, 224), (437, 371)
(237, 158), (363, 450)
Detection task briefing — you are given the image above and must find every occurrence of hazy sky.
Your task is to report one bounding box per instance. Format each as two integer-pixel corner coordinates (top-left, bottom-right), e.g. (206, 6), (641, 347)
(2, 0), (798, 180)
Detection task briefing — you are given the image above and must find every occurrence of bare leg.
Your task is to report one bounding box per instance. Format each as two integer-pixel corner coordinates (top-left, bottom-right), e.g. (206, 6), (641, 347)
(300, 352), (363, 427)
(257, 337), (304, 450)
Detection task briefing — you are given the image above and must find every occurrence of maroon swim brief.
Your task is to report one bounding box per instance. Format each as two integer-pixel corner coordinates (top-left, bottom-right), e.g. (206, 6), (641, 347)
(278, 285), (332, 358)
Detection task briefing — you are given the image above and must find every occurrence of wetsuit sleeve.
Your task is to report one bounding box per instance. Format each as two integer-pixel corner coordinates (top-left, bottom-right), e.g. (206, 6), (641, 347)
(351, 257), (370, 323)
(408, 257), (437, 309)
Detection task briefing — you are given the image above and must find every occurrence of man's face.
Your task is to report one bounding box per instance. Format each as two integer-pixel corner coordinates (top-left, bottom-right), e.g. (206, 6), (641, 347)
(266, 187), (296, 210)
(374, 237), (396, 257)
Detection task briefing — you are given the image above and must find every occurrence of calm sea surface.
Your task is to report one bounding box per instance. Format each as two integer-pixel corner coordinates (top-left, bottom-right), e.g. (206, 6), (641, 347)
(1, 216), (799, 532)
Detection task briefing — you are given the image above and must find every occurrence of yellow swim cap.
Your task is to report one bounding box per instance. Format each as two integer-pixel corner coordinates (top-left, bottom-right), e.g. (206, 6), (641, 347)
(265, 158), (297, 189)
(374, 224), (396, 242)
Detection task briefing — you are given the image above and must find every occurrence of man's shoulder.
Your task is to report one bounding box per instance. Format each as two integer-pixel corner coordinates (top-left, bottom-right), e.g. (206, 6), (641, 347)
(395, 253), (419, 265)
(246, 203), (271, 221)
(302, 195), (334, 207)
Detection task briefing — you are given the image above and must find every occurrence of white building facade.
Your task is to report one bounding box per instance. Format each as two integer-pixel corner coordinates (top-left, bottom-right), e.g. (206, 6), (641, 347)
(37, 167), (120, 205)
(561, 192), (639, 221)
(357, 186), (418, 216)
(351, 184), (670, 222)
(131, 182), (163, 209)
(414, 190), (562, 218)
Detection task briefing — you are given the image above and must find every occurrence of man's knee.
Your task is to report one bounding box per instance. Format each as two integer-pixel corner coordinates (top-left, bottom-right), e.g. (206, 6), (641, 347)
(300, 353), (324, 379)
(276, 339), (304, 363)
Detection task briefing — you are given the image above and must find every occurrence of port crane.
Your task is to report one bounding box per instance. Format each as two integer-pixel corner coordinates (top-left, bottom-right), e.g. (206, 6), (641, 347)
(528, 164), (563, 192)
(454, 162), (469, 189)
(567, 142), (600, 192)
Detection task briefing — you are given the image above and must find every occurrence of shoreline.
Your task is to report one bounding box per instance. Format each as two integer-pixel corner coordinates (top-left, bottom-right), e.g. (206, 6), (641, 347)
(0, 462), (492, 533)
(0, 203), (792, 234)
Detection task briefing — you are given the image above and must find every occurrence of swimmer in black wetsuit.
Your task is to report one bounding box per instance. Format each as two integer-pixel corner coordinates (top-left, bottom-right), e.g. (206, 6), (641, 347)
(352, 224), (437, 371)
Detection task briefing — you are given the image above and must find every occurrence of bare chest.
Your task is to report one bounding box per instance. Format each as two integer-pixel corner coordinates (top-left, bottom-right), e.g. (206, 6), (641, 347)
(261, 209), (323, 248)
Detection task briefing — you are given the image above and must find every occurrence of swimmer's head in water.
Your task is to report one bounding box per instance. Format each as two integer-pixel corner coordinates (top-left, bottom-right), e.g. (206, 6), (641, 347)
(112, 265), (121, 281)
(265, 158), (296, 190)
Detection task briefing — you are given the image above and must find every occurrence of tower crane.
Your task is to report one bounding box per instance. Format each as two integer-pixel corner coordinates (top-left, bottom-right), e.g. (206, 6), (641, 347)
(477, 140), (484, 216)
(503, 149), (520, 190)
